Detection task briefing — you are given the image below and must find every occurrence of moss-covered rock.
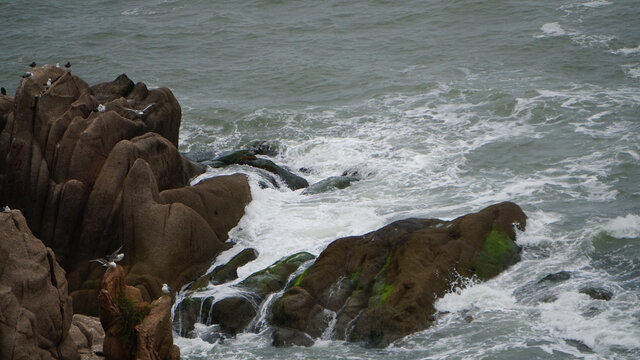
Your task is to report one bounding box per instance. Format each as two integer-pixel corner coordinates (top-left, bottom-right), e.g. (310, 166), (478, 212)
(241, 252), (316, 297)
(271, 202), (527, 348)
(472, 226), (521, 280)
(188, 248), (259, 292)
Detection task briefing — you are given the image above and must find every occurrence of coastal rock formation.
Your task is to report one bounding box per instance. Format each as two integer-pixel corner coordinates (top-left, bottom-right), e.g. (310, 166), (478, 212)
(69, 314), (104, 360)
(0, 66), (251, 315)
(271, 202), (526, 347)
(176, 252), (315, 337)
(212, 150), (308, 190)
(98, 265), (179, 360)
(0, 210), (78, 360)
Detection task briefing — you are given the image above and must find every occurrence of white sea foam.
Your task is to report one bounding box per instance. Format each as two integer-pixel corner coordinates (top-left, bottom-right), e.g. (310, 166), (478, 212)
(515, 210), (562, 246)
(580, 0), (612, 8)
(435, 282), (517, 314)
(611, 45), (640, 56)
(537, 22), (567, 37)
(602, 214), (640, 239)
(537, 292), (640, 353)
(621, 64), (640, 79)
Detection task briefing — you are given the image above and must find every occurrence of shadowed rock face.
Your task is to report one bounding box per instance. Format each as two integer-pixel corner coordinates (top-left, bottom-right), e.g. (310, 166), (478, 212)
(0, 66), (252, 315)
(98, 265), (179, 360)
(272, 202), (527, 347)
(0, 210), (78, 360)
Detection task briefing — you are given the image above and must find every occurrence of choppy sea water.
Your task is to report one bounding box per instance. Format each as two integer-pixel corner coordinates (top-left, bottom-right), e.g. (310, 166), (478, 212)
(2, 0), (639, 358)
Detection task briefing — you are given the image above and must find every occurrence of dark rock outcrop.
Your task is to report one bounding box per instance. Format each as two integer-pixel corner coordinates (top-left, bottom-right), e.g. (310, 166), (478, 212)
(271, 202), (526, 347)
(0, 209), (78, 360)
(98, 265), (179, 360)
(580, 287), (613, 301)
(175, 252), (315, 337)
(212, 150), (308, 190)
(243, 140), (281, 157)
(189, 248), (259, 291)
(0, 66), (251, 315)
(302, 175), (360, 195)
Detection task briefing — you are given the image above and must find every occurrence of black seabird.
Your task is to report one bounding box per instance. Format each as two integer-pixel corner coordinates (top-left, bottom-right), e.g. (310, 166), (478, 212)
(0, 87), (6, 95)
(65, 61), (71, 68)
(29, 62), (36, 68)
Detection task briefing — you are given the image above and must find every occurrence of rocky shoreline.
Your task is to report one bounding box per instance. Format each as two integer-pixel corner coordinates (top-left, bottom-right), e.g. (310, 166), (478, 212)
(0, 66), (528, 359)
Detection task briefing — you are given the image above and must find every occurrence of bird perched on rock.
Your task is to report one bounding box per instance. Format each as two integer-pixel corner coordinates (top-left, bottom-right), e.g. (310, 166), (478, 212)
(21, 72), (33, 79)
(2, 206), (10, 213)
(65, 61), (71, 68)
(45, 78), (52, 88)
(29, 61), (36, 68)
(55, 63), (60, 68)
(0, 87), (6, 95)
(97, 104), (106, 113)
(162, 283), (170, 295)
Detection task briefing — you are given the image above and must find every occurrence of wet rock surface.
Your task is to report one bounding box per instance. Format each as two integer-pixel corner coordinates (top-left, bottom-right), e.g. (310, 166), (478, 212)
(175, 251), (315, 337)
(302, 175), (361, 195)
(271, 202), (527, 347)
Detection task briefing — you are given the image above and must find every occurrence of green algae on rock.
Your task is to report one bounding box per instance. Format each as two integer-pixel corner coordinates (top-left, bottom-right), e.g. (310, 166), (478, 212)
(271, 202), (527, 348)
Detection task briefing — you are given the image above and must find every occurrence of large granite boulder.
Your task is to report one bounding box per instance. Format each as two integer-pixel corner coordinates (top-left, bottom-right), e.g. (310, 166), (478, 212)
(0, 209), (78, 360)
(0, 66), (252, 315)
(271, 202), (527, 347)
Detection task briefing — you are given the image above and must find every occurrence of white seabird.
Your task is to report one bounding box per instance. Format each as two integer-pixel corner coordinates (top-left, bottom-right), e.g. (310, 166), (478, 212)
(122, 103), (155, 117)
(97, 104), (106, 113)
(22, 72), (33, 79)
(46, 78), (52, 88)
(91, 257), (117, 269)
(162, 283), (170, 295)
(2, 206), (10, 213)
(105, 244), (125, 263)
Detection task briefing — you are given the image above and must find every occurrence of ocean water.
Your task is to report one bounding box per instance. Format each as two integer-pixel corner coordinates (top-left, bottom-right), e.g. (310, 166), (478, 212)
(2, 0), (639, 358)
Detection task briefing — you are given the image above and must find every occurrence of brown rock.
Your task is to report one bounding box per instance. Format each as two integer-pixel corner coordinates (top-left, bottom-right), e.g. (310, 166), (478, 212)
(0, 66), (251, 314)
(272, 202), (527, 347)
(0, 209), (79, 360)
(98, 265), (179, 360)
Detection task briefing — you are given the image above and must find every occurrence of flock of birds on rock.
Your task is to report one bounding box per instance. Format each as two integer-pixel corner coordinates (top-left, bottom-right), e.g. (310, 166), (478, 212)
(0, 61), (156, 120)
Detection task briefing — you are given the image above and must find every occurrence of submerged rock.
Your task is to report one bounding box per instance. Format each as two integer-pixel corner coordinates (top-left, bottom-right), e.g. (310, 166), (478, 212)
(243, 140), (281, 157)
(580, 287), (613, 301)
(212, 150), (309, 190)
(272, 327), (314, 347)
(271, 202), (526, 347)
(538, 271), (572, 284)
(242, 158), (308, 190)
(301, 175), (361, 195)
